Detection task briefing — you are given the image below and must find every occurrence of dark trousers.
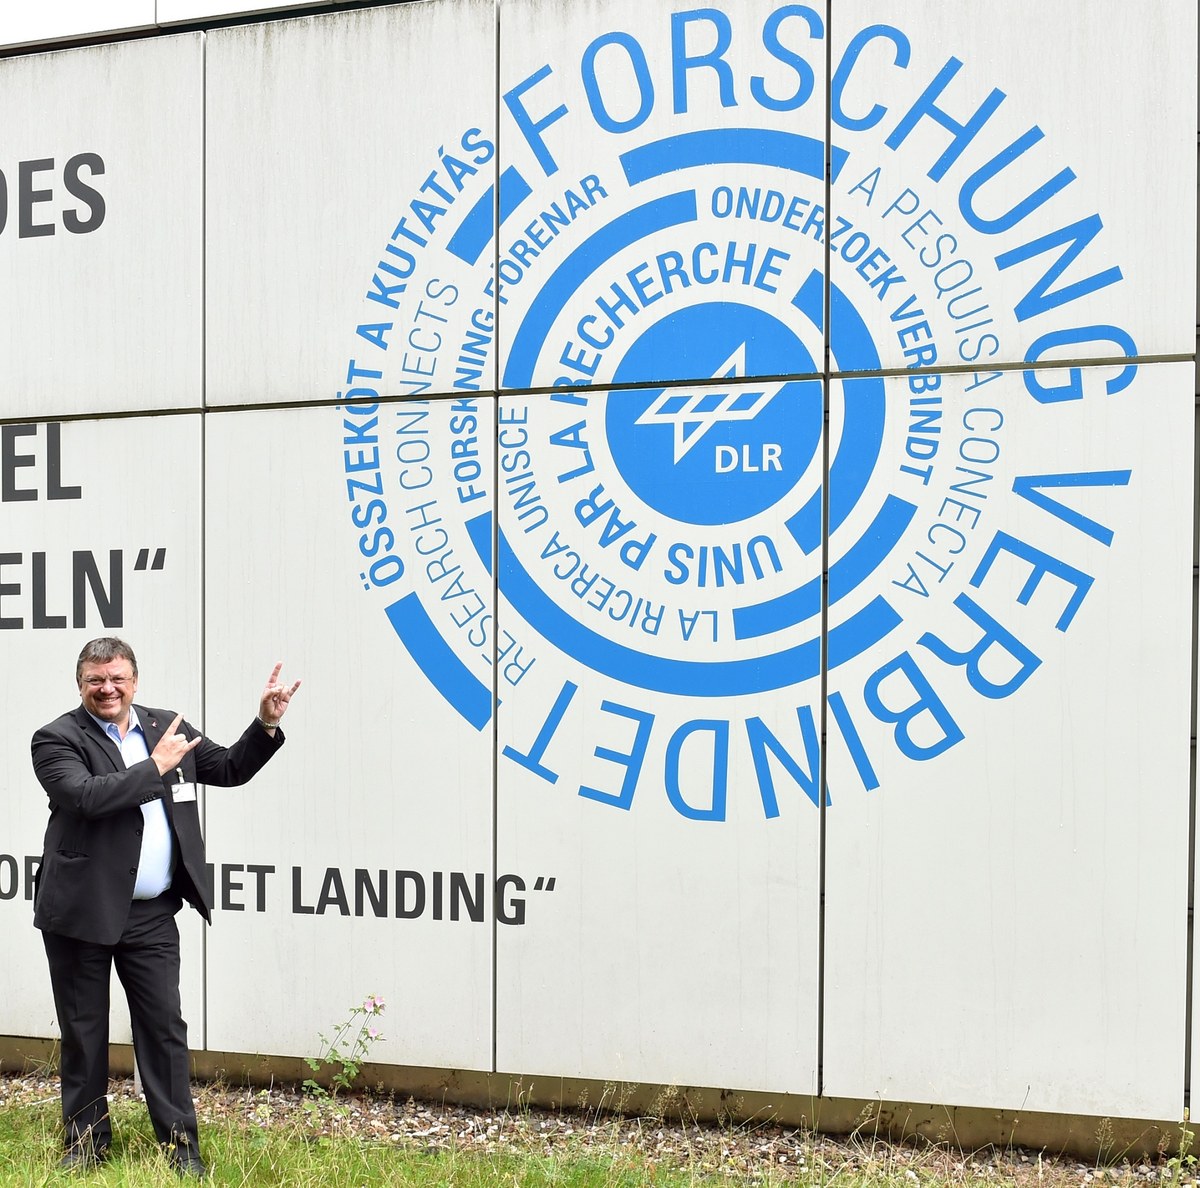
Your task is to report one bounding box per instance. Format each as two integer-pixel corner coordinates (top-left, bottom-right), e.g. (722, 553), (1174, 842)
(41, 893), (200, 1156)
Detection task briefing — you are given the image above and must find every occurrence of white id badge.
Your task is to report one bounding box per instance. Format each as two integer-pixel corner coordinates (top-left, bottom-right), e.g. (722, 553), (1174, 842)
(172, 766), (197, 803)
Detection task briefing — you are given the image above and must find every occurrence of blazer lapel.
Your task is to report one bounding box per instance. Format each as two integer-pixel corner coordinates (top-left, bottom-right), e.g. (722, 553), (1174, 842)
(138, 705), (166, 753)
(136, 705), (180, 828)
(71, 706), (123, 773)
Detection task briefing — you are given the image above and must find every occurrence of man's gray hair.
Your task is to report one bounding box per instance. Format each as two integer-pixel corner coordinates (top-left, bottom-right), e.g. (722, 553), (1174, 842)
(76, 637), (138, 683)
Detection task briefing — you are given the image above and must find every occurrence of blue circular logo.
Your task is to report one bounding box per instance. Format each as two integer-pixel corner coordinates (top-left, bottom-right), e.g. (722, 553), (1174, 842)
(605, 302), (821, 526)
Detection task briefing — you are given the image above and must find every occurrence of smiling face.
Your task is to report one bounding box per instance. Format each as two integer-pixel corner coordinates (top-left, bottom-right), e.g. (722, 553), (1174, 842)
(78, 659), (139, 729)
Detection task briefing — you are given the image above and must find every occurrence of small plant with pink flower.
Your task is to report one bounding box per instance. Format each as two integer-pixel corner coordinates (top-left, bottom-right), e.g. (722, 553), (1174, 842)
(302, 993), (387, 1106)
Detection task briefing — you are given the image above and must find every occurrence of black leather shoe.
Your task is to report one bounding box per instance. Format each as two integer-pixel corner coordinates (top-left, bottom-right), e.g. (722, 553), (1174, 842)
(60, 1144), (108, 1171)
(171, 1151), (207, 1179)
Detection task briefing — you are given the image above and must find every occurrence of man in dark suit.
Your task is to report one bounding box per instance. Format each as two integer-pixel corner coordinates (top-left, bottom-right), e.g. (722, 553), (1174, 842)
(31, 637), (300, 1178)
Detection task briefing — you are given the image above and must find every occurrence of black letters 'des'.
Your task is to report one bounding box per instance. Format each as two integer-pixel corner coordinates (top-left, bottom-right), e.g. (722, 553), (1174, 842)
(0, 152), (105, 238)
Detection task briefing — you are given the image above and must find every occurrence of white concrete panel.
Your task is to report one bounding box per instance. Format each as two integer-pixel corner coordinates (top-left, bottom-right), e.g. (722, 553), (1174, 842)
(0, 2), (154, 48)
(492, 384), (822, 1091)
(0, 35), (203, 418)
(205, 2), (496, 406)
(822, 362), (1193, 1119)
(0, 414), (204, 1047)
(829, 0), (1197, 370)
(202, 401), (494, 1070)
(495, 0), (828, 393)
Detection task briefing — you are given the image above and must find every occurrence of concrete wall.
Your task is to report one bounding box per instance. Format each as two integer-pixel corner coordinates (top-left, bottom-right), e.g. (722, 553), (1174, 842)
(1, 0), (1196, 1134)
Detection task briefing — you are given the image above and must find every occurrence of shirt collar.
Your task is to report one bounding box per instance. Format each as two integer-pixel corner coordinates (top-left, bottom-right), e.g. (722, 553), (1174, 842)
(87, 703), (142, 742)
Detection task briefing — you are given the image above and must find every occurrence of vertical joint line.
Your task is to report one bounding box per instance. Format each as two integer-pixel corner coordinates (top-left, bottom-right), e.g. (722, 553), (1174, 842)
(816, 0), (833, 1102)
(199, 26), (209, 1056)
(1185, 388), (1199, 1110)
(490, 0), (501, 1080)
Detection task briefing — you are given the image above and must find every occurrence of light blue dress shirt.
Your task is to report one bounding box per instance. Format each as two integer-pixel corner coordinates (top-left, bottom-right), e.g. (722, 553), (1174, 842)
(88, 705), (176, 900)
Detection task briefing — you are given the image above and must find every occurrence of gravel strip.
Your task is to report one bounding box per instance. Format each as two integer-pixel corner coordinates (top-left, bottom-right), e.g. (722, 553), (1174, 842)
(0, 1073), (1185, 1186)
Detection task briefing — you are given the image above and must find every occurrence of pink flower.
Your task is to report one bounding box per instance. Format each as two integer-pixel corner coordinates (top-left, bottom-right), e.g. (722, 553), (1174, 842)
(367, 1026), (381, 1040)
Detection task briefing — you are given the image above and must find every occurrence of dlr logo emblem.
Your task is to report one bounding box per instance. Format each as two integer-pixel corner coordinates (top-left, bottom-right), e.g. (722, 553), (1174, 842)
(714, 444), (782, 473)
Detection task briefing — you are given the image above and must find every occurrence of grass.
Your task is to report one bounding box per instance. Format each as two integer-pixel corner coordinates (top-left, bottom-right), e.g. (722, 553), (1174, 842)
(0, 1074), (1171, 1188)
(2, 1094), (720, 1187)
(0, 1078), (738, 1187)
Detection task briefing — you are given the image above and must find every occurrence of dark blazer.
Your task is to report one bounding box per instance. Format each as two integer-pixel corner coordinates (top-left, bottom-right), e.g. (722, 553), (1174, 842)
(31, 703), (284, 945)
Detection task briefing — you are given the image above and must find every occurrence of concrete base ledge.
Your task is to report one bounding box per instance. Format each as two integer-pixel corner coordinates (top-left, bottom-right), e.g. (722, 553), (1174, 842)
(0, 1035), (1187, 1162)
